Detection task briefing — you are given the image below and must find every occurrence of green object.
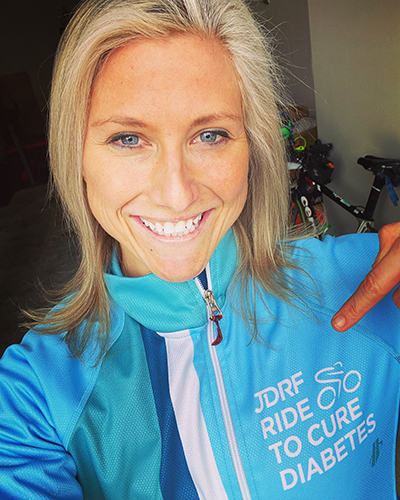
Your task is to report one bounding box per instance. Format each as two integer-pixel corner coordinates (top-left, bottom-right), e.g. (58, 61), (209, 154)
(281, 126), (291, 140)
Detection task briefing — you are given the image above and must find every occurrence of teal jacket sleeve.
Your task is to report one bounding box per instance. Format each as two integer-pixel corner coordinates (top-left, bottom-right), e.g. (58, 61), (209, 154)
(0, 342), (83, 500)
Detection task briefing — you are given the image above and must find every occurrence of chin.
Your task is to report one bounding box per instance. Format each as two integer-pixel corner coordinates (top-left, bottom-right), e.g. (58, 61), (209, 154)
(154, 261), (207, 283)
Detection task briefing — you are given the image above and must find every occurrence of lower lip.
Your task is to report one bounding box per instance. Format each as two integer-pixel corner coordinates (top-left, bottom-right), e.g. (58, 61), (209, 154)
(131, 210), (212, 241)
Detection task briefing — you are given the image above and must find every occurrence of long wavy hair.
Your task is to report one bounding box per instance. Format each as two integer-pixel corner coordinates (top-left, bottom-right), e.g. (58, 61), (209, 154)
(27, 0), (293, 358)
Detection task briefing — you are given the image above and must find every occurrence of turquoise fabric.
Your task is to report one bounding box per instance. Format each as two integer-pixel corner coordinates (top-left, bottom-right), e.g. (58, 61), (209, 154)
(1, 229), (400, 499)
(68, 317), (164, 500)
(105, 229), (238, 333)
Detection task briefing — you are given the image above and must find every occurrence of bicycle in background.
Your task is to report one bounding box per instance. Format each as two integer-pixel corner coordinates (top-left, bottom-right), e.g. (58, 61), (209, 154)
(288, 140), (400, 235)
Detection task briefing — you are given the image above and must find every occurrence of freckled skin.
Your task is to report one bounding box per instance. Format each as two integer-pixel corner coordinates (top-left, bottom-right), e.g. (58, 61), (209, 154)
(83, 35), (249, 282)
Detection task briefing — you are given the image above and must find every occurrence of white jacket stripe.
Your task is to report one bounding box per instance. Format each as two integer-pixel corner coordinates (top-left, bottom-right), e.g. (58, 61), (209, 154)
(165, 334), (229, 500)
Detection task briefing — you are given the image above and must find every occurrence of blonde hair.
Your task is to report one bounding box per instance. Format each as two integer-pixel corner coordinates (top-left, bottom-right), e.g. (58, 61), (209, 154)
(29, 0), (291, 357)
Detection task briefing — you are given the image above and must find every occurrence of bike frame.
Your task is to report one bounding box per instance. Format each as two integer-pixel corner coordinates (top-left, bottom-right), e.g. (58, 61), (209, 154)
(291, 169), (386, 234)
(317, 174), (386, 232)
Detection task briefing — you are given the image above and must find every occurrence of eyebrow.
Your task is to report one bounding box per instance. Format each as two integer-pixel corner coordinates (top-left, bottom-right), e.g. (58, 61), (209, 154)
(90, 116), (148, 128)
(191, 113), (242, 127)
(90, 112), (242, 129)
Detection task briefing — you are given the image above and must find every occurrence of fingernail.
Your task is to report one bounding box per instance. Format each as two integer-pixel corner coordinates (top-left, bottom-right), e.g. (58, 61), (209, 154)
(332, 315), (346, 329)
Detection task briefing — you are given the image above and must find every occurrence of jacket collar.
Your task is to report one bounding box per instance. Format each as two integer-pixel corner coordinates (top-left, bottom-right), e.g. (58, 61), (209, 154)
(105, 229), (238, 333)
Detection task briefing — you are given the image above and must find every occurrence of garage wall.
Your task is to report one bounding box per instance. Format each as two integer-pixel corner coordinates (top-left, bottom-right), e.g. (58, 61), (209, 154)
(249, 0), (316, 117)
(308, 0), (400, 234)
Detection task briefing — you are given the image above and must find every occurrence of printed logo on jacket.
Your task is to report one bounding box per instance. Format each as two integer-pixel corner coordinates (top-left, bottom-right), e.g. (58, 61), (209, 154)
(254, 361), (376, 491)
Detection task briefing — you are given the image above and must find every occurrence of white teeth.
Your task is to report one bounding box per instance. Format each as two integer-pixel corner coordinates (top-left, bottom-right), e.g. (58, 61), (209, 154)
(164, 222), (175, 234)
(175, 220), (186, 233)
(140, 213), (204, 237)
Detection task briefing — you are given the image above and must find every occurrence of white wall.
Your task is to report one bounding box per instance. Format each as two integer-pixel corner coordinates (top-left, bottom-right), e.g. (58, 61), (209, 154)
(308, 0), (400, 234)
(249, 0), (316, 116)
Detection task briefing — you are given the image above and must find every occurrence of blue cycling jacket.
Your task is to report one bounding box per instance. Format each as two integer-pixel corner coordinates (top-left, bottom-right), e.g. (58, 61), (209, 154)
(0, 230), (399, 499)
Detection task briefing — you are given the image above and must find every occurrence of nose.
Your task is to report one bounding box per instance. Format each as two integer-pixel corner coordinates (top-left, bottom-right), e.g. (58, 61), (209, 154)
(150, 149), (197, 213)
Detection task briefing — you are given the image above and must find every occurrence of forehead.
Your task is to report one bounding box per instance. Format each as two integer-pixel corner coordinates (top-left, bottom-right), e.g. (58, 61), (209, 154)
(89, 34), (243, 122)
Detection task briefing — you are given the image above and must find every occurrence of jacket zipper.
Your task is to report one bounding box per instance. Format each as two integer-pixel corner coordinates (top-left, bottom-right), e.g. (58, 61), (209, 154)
(203, 289), (223, 345)
(194, 267), (252, 500)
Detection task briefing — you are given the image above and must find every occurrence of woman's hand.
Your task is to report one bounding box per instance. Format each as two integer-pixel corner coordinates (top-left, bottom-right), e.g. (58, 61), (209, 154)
(332, 222), (400, 331)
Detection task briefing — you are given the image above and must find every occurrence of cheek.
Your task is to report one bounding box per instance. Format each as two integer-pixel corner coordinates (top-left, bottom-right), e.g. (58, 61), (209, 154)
(218, 159), (249, 205)
(215, 141), (249, 200)
(84, 159), (138, 213)
(85, 175), (111, 210)
(84, 175), (127, 233)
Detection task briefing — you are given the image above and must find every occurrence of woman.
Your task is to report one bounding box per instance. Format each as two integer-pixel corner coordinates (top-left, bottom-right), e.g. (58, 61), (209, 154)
(1, 0), (399, 499)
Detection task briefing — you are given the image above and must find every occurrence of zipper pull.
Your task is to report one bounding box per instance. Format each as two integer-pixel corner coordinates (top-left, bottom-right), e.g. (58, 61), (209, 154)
(203, 290), (223, 346)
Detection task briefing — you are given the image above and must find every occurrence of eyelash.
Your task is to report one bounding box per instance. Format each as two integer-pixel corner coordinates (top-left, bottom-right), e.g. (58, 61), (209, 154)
(196, 129), (230, 146)
(108, 133), (141, 149)
(107, 129), (231, 150)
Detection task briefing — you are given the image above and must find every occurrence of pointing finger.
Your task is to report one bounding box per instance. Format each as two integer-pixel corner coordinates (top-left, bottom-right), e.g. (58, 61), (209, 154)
(332, 250), (400, 331)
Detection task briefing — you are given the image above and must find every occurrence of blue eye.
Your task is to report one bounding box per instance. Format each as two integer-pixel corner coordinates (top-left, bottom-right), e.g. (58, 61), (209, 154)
(109, 133), (140, 148)
(120, 134), (139, 146)
(200, 131), (219, 143)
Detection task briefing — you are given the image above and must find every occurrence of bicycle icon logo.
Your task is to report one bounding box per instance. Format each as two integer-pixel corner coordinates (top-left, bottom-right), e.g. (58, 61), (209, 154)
(314, 361), (361, 410)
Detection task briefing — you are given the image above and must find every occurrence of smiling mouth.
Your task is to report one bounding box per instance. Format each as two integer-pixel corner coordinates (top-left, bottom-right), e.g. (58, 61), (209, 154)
(139, 213), (203, 237)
